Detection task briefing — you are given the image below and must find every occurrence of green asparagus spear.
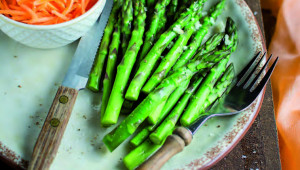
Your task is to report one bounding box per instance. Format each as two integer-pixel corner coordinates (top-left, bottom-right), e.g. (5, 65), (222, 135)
(130, 101), (173, 146)
(149, 73), (204, 144)
(150, 65), (234, 144)
(174, 0), (190, 20)
(195, 18), (239, 113)
(103, 81), (176, 151)
(121, 0), (133, 55)
(148, 99), (167, 123)
(125, 0), (206, 101)
(200, 33), (225, 54)
(168, 0), (178, 15)
(124, 139), (166, 170)
(100, 17), (122, 120)
(130, 86), (184, 147)
(103, 57), (204, 151)
(138, 0), (172, 64)
(222, 17), (238, 52)
(173, 32), (225, 71)
(130, 73), (204, 147)
(166, 0), (178, 22)
(178, 64), (234, 125)
(126, 61), (214, 148)
(101, 1), (146, 126)
(141, 17), (202, 93)
(156, 14), (167, 36)
(153, 14), (167, 42)
(172, 2), (227, 71)
(126, 70), (229, 167)
(130, 128), (150, 147)
(199, 64), (234, 114)
(147, 79), (190, 124)
(192, 48), (231, 66)
(142, 0), (226, 93)
(87, 0), (123, 92)
(145, 0), (156, 26)
(180, 55), (230, 127)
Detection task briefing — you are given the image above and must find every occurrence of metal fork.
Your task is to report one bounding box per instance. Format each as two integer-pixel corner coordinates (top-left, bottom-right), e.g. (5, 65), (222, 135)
(138, 52), (279, 170)
(189, 51), (278, 133)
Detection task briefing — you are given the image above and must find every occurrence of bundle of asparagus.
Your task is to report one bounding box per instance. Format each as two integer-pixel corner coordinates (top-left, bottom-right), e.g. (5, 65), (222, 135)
(86, 0), (239, 168)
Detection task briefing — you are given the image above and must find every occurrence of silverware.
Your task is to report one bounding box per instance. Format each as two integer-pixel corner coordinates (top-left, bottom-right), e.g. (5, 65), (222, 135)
(138, 52), (279, 170)
(28, 1), (113, 169)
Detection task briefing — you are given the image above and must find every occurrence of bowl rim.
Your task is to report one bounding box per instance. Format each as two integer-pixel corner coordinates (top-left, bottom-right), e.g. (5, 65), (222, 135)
(0, 0), (105, 30)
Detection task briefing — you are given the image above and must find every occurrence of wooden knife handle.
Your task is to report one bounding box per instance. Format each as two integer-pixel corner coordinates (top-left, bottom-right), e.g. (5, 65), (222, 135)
(137, 127), (193, 170)
(28, 86), (78, 170)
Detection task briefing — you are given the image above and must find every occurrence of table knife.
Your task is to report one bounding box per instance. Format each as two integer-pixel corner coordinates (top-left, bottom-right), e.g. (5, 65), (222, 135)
(28, 1), (113, 169)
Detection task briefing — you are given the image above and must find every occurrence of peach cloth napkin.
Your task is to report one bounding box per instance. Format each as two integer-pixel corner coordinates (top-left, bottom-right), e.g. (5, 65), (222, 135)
(261, 0), (300, 169)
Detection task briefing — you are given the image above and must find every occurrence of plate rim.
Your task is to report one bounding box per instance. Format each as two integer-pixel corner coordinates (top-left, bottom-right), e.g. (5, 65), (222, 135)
(0, 0), (268, 169)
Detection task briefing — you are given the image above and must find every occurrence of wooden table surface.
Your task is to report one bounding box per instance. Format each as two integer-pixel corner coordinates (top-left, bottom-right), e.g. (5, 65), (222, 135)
(212, 0), (282, 169)
(0, 0), (282, 169)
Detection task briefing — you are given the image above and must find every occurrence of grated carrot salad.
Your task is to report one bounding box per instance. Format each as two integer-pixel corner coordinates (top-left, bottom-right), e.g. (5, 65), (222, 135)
(0, 0), (98, 25)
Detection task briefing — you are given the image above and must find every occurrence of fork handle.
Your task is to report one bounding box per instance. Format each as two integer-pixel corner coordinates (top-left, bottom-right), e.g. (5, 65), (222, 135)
(137, 127), (193, 170)
(28, 86), (78, 170)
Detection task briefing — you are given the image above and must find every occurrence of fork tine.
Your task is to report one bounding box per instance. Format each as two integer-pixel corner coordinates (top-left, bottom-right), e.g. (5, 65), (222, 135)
(251, 57), (279, 92)
(240, 52), (266, 88)
(248, 54), (273, 90)
(236, 51), (262, 86)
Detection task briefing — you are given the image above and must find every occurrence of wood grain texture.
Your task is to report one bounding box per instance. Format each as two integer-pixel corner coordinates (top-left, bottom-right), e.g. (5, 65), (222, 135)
(28, 86), (78, 170)
(212, 0), (281, 169)
(138, 127), (193, 170)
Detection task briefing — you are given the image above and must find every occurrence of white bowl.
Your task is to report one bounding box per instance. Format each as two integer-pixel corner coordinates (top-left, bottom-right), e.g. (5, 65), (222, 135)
(0, 0), (106, 49)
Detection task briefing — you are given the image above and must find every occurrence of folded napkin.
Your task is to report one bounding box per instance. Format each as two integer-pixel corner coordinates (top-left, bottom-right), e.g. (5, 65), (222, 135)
(262, 0), (300, 169)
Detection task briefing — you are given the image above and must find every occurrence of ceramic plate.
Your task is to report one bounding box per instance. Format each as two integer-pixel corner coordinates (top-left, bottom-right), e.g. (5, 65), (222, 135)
(0, 0), (265, 169)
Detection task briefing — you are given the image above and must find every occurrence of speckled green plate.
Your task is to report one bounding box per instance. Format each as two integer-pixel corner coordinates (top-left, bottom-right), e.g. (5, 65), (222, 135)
(0, 0), (265, 169)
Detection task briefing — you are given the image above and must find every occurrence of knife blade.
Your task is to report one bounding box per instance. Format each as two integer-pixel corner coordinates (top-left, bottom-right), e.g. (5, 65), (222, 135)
(62, 0), (114, 90)
(28, 1), (113, 170)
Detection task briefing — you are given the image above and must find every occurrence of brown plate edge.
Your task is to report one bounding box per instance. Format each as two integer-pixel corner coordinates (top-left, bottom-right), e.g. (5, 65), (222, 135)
(0, 141), (28, 169)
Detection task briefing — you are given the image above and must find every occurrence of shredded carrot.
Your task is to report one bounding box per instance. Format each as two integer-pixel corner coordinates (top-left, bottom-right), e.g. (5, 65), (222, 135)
(2, 0), (9, 9)
(0, 0), (98, 25)
(0, 9), (25, 15)
(20, 4), (38, 20)
(81, 0), (85, 14)
(11, 15), (30, 21)
(62, 0), (73, 15)
(46, 2), (59, 11)
(8, 4), (23, 10)
(51, 10), (68, 20)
